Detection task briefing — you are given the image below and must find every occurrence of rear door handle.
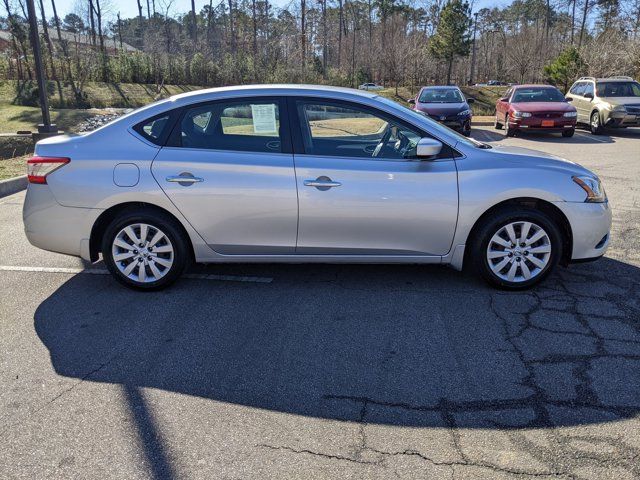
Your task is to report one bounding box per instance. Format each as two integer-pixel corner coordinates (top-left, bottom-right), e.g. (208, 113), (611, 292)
(166, 173), (204, 186)
(304, 176), (342, 191)
(304, 180), (342, 188)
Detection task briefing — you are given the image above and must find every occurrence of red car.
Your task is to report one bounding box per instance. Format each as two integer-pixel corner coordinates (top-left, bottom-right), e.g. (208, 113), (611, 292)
(494, 85), (577, 137)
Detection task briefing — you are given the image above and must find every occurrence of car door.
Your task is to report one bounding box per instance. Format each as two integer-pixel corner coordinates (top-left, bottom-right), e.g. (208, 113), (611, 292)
(496, 88), (512, 119)
(570, 82), (588, 122)
(290, 97), (459, 256)
(151, 97), (298, 254)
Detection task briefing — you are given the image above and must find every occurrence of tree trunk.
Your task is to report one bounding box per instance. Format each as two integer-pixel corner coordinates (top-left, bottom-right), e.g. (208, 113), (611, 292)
(446, 56), (454, 85)
(50, 0), (81, 103)
(338, 0), (343, 66)
(37, 0), (64, 105)
(191, 0), (197, 44)
(578, 0), (589, 48)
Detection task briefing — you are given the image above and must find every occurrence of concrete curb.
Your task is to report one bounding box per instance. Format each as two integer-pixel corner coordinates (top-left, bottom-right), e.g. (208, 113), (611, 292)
(472, 121), (494, 126)
(0, 175), (27, 199)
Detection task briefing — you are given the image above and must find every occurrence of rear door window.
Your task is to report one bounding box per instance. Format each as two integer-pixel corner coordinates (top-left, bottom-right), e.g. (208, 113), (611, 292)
(173, 99), (287, 153)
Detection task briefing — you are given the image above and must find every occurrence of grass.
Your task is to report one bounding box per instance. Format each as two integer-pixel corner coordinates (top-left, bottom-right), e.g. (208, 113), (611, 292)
(0, 155), (28, 180)
(1, 80), (202, 109)
(0, 104), (98, 133)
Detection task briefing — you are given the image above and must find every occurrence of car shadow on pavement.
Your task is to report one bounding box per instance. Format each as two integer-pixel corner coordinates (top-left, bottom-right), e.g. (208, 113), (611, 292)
(33, 258), (640, 477)
(472, 129), (616, 144)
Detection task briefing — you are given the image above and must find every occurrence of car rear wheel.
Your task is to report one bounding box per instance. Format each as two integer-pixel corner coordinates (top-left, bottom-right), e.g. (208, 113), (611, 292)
(590, 111), (603, 135)
(562, 128), (575, 138)
(470, 207), (562, 290)
(494, 113), (503, 129)
(102, 209), (190, 290)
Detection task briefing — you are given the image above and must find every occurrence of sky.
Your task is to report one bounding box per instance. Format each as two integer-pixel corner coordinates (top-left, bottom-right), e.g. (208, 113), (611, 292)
(41, 0), (509, 25)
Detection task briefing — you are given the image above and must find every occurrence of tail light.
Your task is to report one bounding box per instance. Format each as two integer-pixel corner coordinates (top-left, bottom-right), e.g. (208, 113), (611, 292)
(27, 157), (70, 184)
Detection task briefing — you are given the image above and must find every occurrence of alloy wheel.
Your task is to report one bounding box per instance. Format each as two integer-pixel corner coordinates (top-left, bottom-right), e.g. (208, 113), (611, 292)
(111, 223), (174, 283)
(486, 221), (551, 283)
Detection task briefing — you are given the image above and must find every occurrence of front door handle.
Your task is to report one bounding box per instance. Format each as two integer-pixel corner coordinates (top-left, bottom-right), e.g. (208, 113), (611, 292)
(304, 176), (342, 191)
(166, 172), (204, 186)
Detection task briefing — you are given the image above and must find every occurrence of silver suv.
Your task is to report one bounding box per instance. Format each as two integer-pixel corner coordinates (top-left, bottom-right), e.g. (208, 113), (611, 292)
(566, 76), (640, 134)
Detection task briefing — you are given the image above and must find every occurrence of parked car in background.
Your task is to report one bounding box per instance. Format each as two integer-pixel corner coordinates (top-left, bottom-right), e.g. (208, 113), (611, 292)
(409, 86), (474, 136)
(494, 84), (577, 137)
(23, 85), (611, 291)
(565, 76), (640, 134)
(358, 82), (384, 91)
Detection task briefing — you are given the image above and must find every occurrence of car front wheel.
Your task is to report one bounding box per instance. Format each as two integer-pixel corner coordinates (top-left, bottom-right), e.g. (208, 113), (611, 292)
(102, 209), (190, 290)
(590, 111), (603, 135)
(470, 208), (562, 289)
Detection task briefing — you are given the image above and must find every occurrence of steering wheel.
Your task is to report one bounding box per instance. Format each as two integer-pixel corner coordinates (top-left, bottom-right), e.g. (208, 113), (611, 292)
(372, 124), (393, 158)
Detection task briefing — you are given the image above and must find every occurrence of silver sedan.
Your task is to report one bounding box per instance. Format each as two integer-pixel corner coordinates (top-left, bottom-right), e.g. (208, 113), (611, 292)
(23, 85), (611, 290)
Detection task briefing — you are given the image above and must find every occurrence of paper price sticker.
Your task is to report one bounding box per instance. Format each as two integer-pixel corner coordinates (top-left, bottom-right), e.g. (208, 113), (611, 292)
(251, 104), (278, 134)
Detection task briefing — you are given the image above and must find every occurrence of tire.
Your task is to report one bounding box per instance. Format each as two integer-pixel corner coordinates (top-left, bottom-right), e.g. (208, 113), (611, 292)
(102, 208), (190, 291)
(504, 115), (516, 137)
(469, 207), (563, 290)
(462, 121), (471, 136)
(494, 113), (503, 130)
(590, 111), (603, 135)
(562, 128), (575, 138)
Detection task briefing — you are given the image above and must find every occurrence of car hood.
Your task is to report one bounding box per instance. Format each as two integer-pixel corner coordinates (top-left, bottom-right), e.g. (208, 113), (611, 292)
(415, 102), (469, 116)
(510, 102), (575, 112)
(486, 144), (593, 176)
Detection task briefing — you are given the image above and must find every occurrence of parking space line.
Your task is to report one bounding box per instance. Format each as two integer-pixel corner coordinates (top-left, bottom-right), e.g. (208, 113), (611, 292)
(574, 132), (610, 143)
(0, 265), (273, 283)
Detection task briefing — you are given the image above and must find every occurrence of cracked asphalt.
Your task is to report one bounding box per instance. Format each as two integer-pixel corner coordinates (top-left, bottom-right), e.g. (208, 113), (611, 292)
(1, 125), (639, 479)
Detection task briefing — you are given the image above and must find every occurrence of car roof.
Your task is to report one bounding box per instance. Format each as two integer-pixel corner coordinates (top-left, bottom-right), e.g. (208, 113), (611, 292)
(512, 84), (557, 89)
(420, 85), (460, 90)
(169, 84), (379, 103)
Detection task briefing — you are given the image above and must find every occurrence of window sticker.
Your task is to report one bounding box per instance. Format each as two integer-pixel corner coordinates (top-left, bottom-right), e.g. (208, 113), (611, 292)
(251, 104), (278, 134)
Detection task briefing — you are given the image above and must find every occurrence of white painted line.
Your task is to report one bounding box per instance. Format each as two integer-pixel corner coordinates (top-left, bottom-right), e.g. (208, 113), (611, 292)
(0, 265), (273, 283)
(0, 265), (106, 275)
(574, 132), (610, 143)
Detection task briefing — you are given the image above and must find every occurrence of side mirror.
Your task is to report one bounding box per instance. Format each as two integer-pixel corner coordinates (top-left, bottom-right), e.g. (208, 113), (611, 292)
(466, 98), (475, 104)
(416, 137), (443, 159)
(408, 98), (416, 104)
(565, 97), (573, 102)
(584, 92), (594, 100)
(499, 97), (508, 102)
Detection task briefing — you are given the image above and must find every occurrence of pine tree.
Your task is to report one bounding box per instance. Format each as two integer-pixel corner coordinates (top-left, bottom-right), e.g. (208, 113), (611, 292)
(429, 0), (472, 84)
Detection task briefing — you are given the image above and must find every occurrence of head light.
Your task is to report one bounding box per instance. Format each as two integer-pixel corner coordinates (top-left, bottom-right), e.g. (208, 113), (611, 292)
(573, 176), (606, 203)
(457, 109), (471, 116)
(563, 111), (577, 117)
(512, 111), (532, 118)
(612, 105), (627, 113)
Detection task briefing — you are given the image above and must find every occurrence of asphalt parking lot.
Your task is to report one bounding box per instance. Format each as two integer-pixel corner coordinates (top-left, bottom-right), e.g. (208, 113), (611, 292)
(1, 125), (639, 480)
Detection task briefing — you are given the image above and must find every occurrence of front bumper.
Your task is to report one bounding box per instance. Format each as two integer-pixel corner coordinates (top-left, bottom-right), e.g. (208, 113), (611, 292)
(553, 200), (612, 261)
(511, 116), (576, 131)
(23, 184), (101, 260)
(605, 111), (640, 127)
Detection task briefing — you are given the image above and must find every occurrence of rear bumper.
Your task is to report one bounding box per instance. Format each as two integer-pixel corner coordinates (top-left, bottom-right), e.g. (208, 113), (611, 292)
(552, 200), (612, 261)
(23, 184), (101, 260)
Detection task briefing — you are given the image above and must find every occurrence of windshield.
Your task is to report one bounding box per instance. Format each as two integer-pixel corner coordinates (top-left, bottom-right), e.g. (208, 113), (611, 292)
(376, 96), (489, 150)
(596, 81), (640, 97)
(418, 88), (464, 104)
(511, 87), (566, 103)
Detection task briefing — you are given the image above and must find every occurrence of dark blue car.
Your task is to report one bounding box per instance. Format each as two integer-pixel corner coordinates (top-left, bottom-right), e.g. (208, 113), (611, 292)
(409, 86), (474, 136)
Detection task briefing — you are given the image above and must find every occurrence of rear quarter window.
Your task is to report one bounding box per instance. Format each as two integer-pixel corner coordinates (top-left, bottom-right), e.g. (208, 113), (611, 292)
(133, 113), (174, 146)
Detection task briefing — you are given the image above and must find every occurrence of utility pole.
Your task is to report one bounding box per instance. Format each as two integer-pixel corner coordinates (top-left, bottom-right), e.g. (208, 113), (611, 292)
(469, 11), (479, 86)
(26, 0), (57, 133)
